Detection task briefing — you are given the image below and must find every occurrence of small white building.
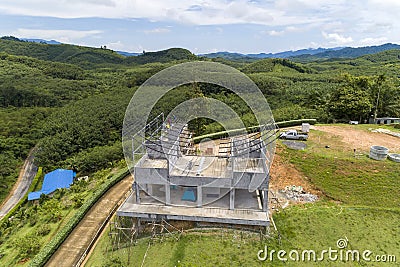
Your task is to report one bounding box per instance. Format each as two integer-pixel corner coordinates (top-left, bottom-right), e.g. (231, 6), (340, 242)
(374, 117), (400, 125)
(301, 123), (310, 133)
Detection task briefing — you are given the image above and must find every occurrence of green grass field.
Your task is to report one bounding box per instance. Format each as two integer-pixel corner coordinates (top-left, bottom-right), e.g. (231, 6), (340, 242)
(86, 204), (399, 267)
(86, 126), (400, 266)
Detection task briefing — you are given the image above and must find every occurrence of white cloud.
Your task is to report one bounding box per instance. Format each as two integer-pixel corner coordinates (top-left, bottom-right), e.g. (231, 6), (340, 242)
(308, 41), (321, 48)
(267, 30), (284, 36)
(322, 31), (353, 45)
(105, 40), (125, 50)
(1, 0), (399, 51)
(359, 37), (388, 46)
(0, 0), (396, 31)
(12, 28), (102, 43)
(143, 27), (171, 34)
(215, 27), (223, 33)
(263, 24), (314, 37)
(65, 0), (116, 7)
(0, 0), (325, 26)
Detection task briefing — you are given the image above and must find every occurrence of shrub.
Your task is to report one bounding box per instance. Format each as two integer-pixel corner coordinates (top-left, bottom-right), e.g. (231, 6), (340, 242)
(28, 168), (129, 267)
(36, 224), (51, 236)
(13, 233), (42, 260)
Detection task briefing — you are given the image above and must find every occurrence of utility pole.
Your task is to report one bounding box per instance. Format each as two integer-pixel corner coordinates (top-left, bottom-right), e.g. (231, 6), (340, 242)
(374, 86), (381, 121)
(374, 75), (385, 121)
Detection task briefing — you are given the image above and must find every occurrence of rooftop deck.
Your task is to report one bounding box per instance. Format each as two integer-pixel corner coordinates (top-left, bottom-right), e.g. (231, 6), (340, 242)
(170, 156), (231, 178)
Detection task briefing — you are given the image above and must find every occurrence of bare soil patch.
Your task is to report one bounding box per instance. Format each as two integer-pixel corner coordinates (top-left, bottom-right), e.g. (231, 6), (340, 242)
(269, 145), (321, 196)
(315, 125), (400, 152)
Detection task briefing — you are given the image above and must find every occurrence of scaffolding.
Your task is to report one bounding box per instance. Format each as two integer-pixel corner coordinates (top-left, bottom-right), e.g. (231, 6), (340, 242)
(118, 113), (278, 233)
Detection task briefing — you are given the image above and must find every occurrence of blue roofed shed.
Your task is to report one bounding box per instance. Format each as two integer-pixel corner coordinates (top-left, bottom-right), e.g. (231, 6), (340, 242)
(28, 169), (75, 201)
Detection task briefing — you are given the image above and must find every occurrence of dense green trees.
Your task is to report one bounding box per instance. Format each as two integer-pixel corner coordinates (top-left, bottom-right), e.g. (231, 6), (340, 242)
(0, 38), (124, 67)
(0, 54), (102, 108)
(63, 142), (123, 174)
(0, 107), (51, 203)
(242, 58), (313, 74)
(35, 89), (133, 171)
(125, 48), (198, 64)
(1, 37), (400, 204)
(0, 38), (197, 68)
(329, 85), (372, 121)
(328, 74), (400, 121)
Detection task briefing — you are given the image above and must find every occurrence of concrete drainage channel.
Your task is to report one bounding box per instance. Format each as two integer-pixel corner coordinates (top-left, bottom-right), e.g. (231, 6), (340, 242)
(388, 153), (400, 163)
(369, 146), (389, 160)
(369, 145), (400, 163)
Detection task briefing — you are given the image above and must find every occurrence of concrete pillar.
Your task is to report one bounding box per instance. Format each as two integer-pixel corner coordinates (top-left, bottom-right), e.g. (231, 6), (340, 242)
(197, 186), (202, 207)
(262, 189), (268, 212)
(229, 188), (235, 210)
(165, 184), (171, 205)
(134, 182), (140, 204)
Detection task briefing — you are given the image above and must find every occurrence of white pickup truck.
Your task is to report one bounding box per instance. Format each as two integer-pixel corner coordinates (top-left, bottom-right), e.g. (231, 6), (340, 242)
(279, 130), (308, 141)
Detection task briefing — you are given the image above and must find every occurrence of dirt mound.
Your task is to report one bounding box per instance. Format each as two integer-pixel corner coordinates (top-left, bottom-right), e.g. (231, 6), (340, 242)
(269, 146), (320, 196)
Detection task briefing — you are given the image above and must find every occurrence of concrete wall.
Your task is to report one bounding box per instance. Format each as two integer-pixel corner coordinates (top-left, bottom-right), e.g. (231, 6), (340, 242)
(136, 165), (267, 190)
(135, 167), (168, 184)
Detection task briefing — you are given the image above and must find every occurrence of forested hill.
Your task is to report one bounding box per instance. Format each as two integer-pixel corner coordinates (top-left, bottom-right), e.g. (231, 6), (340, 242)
(0, 37), (124, 66)
(125, 48), (197, 64)
(241, 58), (313, 74)
(0, 37), (197, 67)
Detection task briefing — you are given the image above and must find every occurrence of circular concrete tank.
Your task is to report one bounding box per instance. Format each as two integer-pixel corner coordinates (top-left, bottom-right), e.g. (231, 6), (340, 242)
(369, 146), (389, 160)
(388, 153), (400, 163)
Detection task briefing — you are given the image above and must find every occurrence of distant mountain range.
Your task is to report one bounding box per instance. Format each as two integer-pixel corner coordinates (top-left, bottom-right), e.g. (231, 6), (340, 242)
(21, 38), (62, 45)
(289, 43), (400, 62)
(116, 51), (141, 57)
(200, 43), (400, 61)
(200, 47), (343, 60)
(3, 37), (400, 62)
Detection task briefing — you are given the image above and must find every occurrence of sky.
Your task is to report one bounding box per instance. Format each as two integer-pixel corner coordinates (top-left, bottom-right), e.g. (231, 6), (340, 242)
(0, 0), (399, 54)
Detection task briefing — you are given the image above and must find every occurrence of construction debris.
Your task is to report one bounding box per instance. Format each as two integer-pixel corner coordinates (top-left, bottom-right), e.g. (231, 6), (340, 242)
(370, 128), (400, 138)
(280, 185), (318, 203)
(269, 185), (318, 212)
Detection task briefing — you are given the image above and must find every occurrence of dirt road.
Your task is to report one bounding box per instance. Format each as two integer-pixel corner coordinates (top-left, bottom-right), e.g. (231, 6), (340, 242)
(0, 148), (37, 219)
(45, 175), (132, 267)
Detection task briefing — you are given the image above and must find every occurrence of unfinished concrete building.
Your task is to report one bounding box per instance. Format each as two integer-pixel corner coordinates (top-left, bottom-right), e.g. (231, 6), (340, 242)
(117, 114), (276, 227)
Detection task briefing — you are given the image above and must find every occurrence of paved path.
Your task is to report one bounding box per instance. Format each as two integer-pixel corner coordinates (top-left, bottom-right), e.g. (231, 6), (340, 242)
(45, 175), (132, 267)
(0, 148), (37, 219)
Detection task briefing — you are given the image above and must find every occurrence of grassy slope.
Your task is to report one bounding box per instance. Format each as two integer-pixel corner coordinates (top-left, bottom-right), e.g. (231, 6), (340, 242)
(86, 126), (400, 266)
(87, 205), (400, 267)
(287, 128), (400, 208)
